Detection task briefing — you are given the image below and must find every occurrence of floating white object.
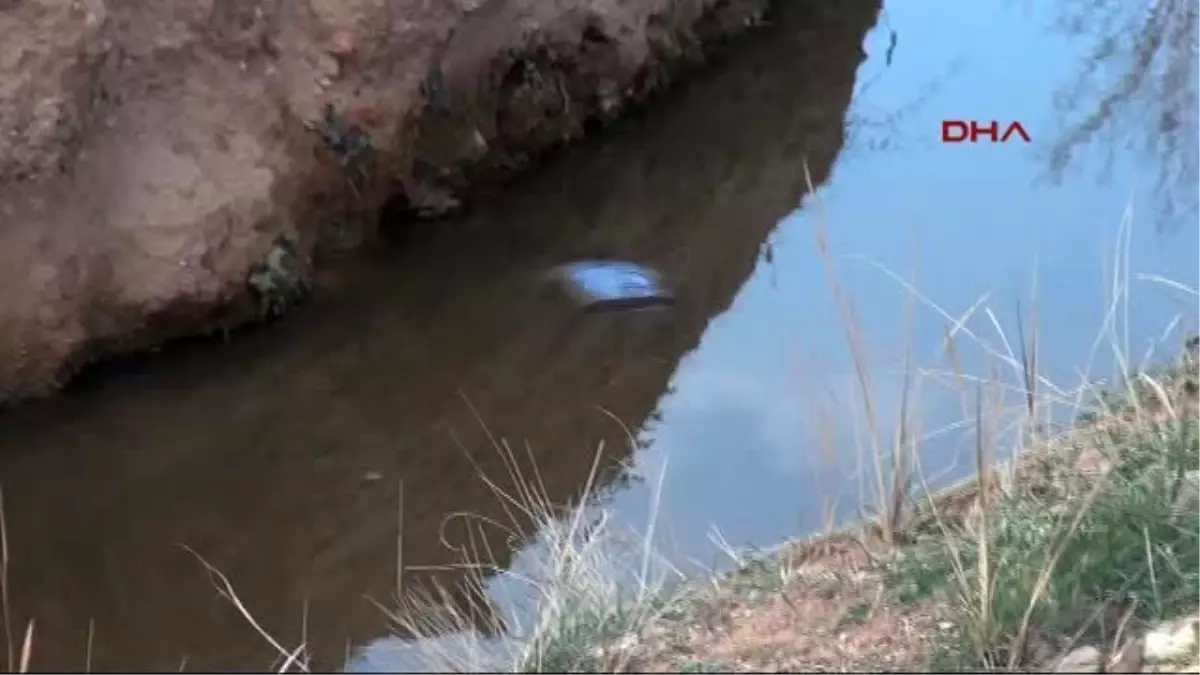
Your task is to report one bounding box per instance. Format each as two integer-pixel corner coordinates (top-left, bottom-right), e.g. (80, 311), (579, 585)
(548, 260), (674, 312)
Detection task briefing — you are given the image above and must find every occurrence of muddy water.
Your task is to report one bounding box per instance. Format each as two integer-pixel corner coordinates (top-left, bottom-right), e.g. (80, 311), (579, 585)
(0, 0), (1197, 671)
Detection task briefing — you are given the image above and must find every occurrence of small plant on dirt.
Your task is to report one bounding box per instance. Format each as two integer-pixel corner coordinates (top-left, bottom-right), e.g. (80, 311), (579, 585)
(247, 235), (311, 319)
(312, 104), (375, 190)
(719, 549), (796, 601)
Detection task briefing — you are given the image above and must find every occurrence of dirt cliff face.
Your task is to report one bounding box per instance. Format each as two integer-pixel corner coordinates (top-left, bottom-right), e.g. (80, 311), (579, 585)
(0, 0), (773, 404)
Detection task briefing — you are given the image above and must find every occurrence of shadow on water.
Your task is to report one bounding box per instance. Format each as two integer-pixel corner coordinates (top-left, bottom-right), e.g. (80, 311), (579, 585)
(0, 0), (879, 670)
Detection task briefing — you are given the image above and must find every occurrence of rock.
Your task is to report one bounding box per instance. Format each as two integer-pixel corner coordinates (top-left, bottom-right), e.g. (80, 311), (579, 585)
(0, 0), (777, 404)
(1145, 616), (1200, 665)
(1054, 645), (1103, 673)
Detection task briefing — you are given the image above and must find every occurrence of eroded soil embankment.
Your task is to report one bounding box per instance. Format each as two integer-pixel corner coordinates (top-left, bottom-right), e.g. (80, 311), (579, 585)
(0, 0), (781, 404)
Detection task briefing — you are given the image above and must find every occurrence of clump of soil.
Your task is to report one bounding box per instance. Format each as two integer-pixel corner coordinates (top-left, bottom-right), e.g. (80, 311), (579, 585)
(0, 0), (778, 404)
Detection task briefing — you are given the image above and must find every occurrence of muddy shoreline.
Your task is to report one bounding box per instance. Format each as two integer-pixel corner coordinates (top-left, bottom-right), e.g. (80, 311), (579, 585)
(0, 0), (828, 406)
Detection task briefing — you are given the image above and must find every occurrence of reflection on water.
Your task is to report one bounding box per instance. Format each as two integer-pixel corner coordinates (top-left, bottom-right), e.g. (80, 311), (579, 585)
(1044, 0), (1198, 224)
(609, 0), (1198, 551)
(0, 0), (876, 670)
(0, 0), (1196, 671)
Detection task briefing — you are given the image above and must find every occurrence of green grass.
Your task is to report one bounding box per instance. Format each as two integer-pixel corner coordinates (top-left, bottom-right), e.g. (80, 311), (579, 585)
(887, 356), (1199, 671)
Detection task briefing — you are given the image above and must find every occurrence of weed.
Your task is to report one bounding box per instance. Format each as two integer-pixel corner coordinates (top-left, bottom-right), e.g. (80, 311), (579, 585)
(888, 359), (1199, 670)
(797, 167), (1200, 672)
(369, 419), (683, 673)
(834, 599), (875, 630)
(317, 104), (375, 173)
(247, 236), (312, 319)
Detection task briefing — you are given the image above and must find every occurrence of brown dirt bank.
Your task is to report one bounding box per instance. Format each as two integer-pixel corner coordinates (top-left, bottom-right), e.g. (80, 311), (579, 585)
(0, 0), (789, 405)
